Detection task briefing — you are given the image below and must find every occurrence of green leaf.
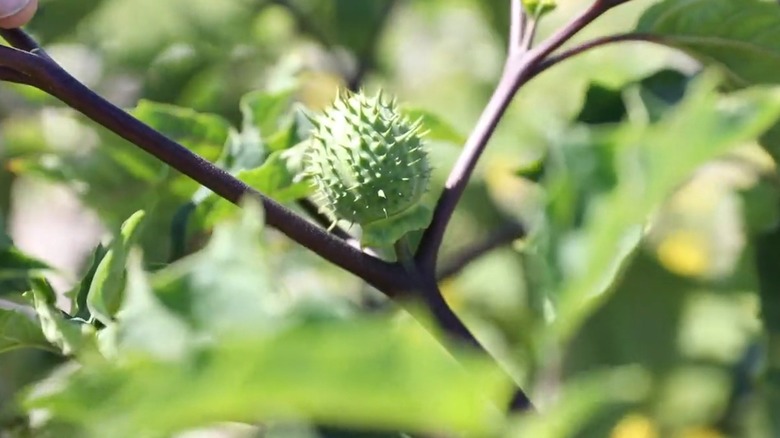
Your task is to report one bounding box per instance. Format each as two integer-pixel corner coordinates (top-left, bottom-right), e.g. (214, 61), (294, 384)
(132, 101), (231, 162)
(29, 278), (86, 356)
(575, 83), (626, 125)
(265, 104), (317, 152)
(84, 0), (256, 64)
(0, 241), (50, 296)
(240, 86), (298, 142)
(236, 145), (313, 203)
(152, 201), (278, 336)
(64, 244), (107, 320)
(16, 102), (230, 264)
(194, 145), (313, 230)
(636, 0), (780, 88)
(553, 75), (780, 340)
(0, 307), (55, 354)
(564, 251), (754, 431)
(114, 252), (192, 360)
(402, 107), (466, 146)
(510, 367), (650, 438)
(87, 211), (147, 326)
(26, 316), (510, 438)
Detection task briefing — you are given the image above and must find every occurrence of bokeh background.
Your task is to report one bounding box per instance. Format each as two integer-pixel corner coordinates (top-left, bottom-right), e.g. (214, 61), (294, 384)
(2, 0), (779, 437)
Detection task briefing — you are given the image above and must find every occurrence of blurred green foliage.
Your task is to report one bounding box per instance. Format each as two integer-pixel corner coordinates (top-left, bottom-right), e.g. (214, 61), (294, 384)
(2, 0), (780, 437)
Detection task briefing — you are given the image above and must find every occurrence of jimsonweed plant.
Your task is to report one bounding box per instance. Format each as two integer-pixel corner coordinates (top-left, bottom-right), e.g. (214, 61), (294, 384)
(2, 0), (780, 437)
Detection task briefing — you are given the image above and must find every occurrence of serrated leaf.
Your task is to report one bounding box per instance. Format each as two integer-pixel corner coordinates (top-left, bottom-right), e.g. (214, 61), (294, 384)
(0, 307), (55, 354)
(636, 0), (780, 88)
(26, 316), (510, 438)
(87, 211), (147, 326)
(402, 107), (466, 146)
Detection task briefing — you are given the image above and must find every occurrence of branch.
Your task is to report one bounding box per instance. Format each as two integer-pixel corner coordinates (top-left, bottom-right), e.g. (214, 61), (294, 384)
(0, 30), (411, 296)
(416, 0), (623, 272)
(509, 0), (527, 56)
(405, 264), (534, 412)
(1, 27), (39, 52)
(532, 33), (666, 76)
(296, 198), (353, 241)
(436, 222), (525, 281)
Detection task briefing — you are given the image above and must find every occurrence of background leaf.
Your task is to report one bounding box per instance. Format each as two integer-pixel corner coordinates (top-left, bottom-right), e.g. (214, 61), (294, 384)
(636, 0), (780, 88)
(87, 210), (146, 326)
(26, 316), (510, 438)
(0, 308), (54, 355)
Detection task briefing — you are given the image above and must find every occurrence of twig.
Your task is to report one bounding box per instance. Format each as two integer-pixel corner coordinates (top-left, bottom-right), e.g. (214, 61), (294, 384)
(436, 222), (525, 281)
(521, 16), (540, 52)
(532, 33), (665, 75)
(0, 31), (411, 296)
(0, 65), (30, 84)
(509, 0), (527, 56)
(1, 27), (39, 52)
(416, 0), (624, 273)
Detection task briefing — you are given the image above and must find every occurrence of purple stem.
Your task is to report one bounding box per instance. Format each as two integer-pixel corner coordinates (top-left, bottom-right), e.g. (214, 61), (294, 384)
(416, 0), (618, 272)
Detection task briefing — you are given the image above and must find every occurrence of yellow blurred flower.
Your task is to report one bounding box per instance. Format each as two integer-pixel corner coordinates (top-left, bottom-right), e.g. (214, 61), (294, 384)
(677, 427), (724, 438)
(611, 414), (658, 438)
(656, 230), (709, 277)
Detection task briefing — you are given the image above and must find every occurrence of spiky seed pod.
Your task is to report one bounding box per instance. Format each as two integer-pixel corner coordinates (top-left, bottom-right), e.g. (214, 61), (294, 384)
(304, 90), (432, 248)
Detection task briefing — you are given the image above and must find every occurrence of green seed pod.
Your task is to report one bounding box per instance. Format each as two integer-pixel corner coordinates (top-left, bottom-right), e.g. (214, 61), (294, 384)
(305, 90), (432, 248)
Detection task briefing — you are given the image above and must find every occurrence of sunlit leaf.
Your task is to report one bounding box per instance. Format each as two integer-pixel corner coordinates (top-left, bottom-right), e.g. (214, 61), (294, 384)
(29, 279), (87, 356)
(114, 252), (192, 360)
(26, 317), (510, 438)
(87, 211), (147, 326)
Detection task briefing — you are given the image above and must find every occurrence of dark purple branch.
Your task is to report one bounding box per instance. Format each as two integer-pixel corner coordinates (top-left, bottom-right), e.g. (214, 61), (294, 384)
(0, 28), (39, 52)
(416, 0), (621, 272)
(0, 66), (31, 84)
(297, 198), (353, 241)
(521, 16), (540, 52)
(533, 33), (666, 75)
(0, 43), (411, 296)
(402, 263), (534, 411)
(436, 222), (525, 281)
